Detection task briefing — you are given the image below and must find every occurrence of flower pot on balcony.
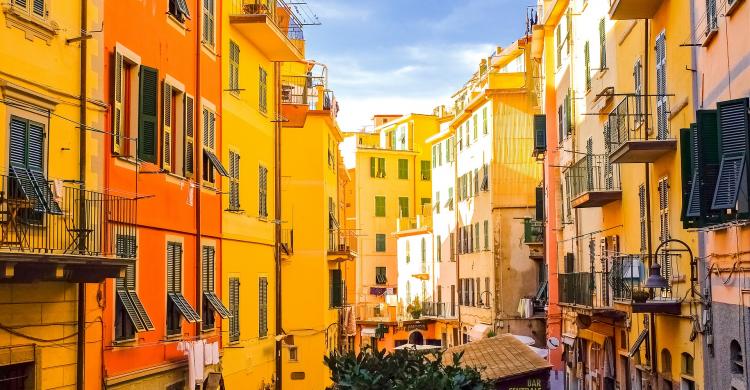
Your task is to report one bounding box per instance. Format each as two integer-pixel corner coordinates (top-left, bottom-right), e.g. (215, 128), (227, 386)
(631, 290), (650, 303)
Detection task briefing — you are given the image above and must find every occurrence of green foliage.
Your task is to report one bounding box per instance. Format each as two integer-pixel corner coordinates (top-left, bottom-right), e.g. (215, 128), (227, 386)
(324, 346), (492, 390)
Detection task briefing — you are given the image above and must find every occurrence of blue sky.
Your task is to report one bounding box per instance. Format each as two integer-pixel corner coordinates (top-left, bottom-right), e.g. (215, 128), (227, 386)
(302, 0), (537, 131)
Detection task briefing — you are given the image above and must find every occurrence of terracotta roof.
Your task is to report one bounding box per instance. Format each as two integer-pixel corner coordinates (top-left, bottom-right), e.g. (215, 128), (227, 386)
(443, 334), (551, 382)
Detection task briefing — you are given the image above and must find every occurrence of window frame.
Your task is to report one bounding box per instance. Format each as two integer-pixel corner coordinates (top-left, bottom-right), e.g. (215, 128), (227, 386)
(258, 66), (268, 114)
(375, 233), (386, 252)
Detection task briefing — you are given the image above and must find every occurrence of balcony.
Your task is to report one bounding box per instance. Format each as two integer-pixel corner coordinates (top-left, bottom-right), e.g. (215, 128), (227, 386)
(229, 0), (304, 62)
(606, 95), (677, 163)
(422, 301), (458, 319)
(565, 154), (621, 208)
(356, 302), (395, 323)
(281, 74), (337, 127)
(328, 229), (356, 262)
(396, 215), (432, 232)
(0, 175), (136, 283)
(523, 218), (544, 245)
(609, 0), (664, 20)
(610, 255), (682, 315)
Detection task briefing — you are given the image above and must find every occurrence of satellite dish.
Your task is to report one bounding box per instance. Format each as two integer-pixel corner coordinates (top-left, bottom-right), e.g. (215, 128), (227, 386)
(547, 337), (560, 350)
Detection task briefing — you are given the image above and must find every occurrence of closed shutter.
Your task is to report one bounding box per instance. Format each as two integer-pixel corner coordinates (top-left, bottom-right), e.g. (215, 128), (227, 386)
(707, 0), (718, 32)
(686, 111), (721, 225)
(658, 178), (670, 242)
(450, 233), (455, 260)
(474, 223), (479, 252)
(229, 277), (240, 342)
(655, 32), (668, 139)
(584, 41), (591, 90)
(32, 0), (43, 17)
(564, 253), (575, 273)
(680, 128), (694, 226)
(202, 0), (214, 46)
(184, 95), (195, 177)
(483, 107), (488, 135)
(604, 122), (614, 189)
(639, 185), (646, 252)
(202, 246), (215, 292)
(712, 98), (750, 211)
(398, 159), (408, 179)
(375, 196), (385, 217)
(138, 66), (158, 163)
(377, 158), (385, 177)
(599, 19), (606, 68)
(484, 220), (489, 250)
(162, 82), (173, 171)
(399, 197), (408, 217)
(259, 277), (268, 337)
(208, 111), (216, 150)
(258, 165), (268, 217)
(229, 41), (240, 91)
(634, 59), (643, 124)
(564, 92), (572, 136)
(9, 117), (26, 168)
(535, 186), (545, 221)
(370, 157), (376, 177)
(167, 242), (182, 293)
(534, 115), (546, 153)
(330, 270), (343, 307)
(112, 50), (124, 155)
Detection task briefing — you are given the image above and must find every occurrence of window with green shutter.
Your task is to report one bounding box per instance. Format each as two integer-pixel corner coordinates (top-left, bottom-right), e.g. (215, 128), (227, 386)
(712, 98), (750, 213)
(375, 196), (386, 217)
(114, 234), (153, 340)
(420, 198), (431, 214)
(370, 157), (386, 178)
(421, 160), (431, 180)
(398, 197), (409, 217)
(436, 235), (441, 262)
(684, 111), (721, 227)
(330, 270), (343, 307)
(474, 223), (480, 252)
(229, 277), (240, 342)
(228, 150), (241, 210)
(584, 41), (591, 91)
(258, 165), (268, 218)
(229, 41), (240, 93)
(432, 145), (437, 168)
(375, 234), (386, 252)
(447, 187), (454, 210)
(138, 66), (159, 163)
(259, 66), (268, 113)
(599, 19), (607, 69)
(375, 267), (387, 284)
(398, 158), (408, 179)
(473, 114), (478, 140)
(482, 107), (488, 135)
(259, 276), (268, 337)
(484, 220), (489, 250)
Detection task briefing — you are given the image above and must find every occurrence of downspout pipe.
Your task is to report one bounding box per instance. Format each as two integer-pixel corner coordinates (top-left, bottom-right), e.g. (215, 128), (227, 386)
(274, 61), (283, 390)
(195, 0), (203, 341)
(77, 0), (88, 388)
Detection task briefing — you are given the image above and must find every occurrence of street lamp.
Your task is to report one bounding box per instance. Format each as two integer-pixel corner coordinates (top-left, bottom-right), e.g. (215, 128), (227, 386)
(648, 238), (695, 294)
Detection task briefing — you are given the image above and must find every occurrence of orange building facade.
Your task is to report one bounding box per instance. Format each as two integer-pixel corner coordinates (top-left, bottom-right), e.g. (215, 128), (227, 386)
(101, 1), (227, 388)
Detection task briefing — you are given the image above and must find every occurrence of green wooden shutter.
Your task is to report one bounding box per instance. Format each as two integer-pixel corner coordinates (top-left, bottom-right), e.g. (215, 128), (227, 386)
(375, 234), (386, 252)
(713, 98), (750, 211)
(138, 66), (158, 163)
(534, 115), (546, 154)
(584, 41), (591, 91)
(680, 128), (694, 227)
(686, 110), (721, 226)
(398, 159), (408, 179)
(184, 95), (195, 177)
(259, 277), (268, 337)
(370, 157), (376, 177)
(375, 196), (385, 217)
(378, 158), (385, 177)
(599, 19), (606, 69)
(162, 82), (173, 171)
(229, 277), (240, 342)
(484, 220), (489, 250)
(399, 197), (409, 217)
(436, 235), (441, 262)
(330, 269), (343, 307)
(9, 117), (26, 168)
(655, 32), (668, 139)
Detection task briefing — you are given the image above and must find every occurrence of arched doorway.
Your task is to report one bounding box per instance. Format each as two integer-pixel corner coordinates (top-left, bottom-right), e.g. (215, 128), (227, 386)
(408, 331), (424, 345)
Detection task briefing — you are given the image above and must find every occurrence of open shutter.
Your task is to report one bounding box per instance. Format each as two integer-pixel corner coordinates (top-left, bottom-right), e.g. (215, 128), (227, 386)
(112, 51), (124, 155)
(534, 115), (546, 154)
(138, 66), (158, 163)
(680, 128), (694, 227)
(599, 19), (607, 68)
(370, 157), (376, 177)
(686, 111), (721, 226)
(162, 82), (173, 171)
(655, 32), (668, 139)
(535, 186), (544, 221)
(712, 98), (750, 212)
(184, 95), (195, 177)
(330, 270), (343, 307)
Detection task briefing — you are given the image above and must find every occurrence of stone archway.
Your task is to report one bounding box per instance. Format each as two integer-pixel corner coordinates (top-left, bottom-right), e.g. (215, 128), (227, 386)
(408, 331), (424, 345)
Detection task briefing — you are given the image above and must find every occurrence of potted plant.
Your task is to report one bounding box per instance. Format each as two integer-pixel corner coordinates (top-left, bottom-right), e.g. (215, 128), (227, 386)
(631, 289), (650, 303)
(407, 297), (422, 319)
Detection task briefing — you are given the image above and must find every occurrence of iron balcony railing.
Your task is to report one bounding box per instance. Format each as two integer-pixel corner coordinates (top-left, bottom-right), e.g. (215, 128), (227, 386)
(606, 94), (674, 151)
(523, 218), (544, 244)
(0, 174), (136, 258)
(565, 154), (621, 200)
(356, 302), (393, 322)
(328, 229), (355, 255)
(230, 0), (305, 42)
(281, 75), (337, 115)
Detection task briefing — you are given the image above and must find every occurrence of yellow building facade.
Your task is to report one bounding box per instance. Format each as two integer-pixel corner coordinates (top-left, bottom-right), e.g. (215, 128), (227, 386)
(220, 2), (305, 388)
(0, 1), (134, 388)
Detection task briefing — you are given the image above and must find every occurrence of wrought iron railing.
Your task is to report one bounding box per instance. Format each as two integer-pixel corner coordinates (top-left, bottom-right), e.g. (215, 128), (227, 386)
(565, 154), (621, 200)
(328, 229), (355, 254)
(523, 218), (544, 244)
(230, 0), (305, 44)
(0, 174), (136, 258)
(606, 94), (674, 151)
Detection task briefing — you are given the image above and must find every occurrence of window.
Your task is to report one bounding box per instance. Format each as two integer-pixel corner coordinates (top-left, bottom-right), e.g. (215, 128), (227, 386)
(259, 66), (268, 113)
(639, 184), (646, 252)
(731, 340), (744, 374)
(473, 114), (478, 140)
(655, 31), (668, 139)
(661, 348), (672, 376)
(474, 223), (480, 253)
(202, 246), (231, 331)
(420, 238), (426, 263)
(436, 235), (441, 262)
(634, 59), (643, 126)
(375, 267), (387, 284)
(484, 220), (489, 250)
(229, 277), (240, 342)
(447, 187), (454, 210)
(584, 41), (591, 91)
(432, 145), (438, 168)
(421, 160), (431, 180)
(370, 157), (386, 178)
(115, 235), (153, 341)
(202, 107), (229, 183)
(375, 234), (386, 252)
(11, 0), (46, 18)
(330, 269), (344, 307)
(137, 66), (159, 163)
(658, 177), (670, 242)
(375, 196), (386, 217)
(449, 233), (455, 261)
(166, 242), (200, 336)
(482, 107), (488, 135)
(706, 0), (718, 33)
(183, 95), (195, 177)
(161, 82), (185, 174)
(445, 137), (453, 162)
(681, 353), (694, 376)
(398, 197), (409, 217)
(228, 150), (241, 210)
(258, 165), (268, 218)
(405, 240), (411, 263)
(599, 19), (607, 69)
(229, 41), (240, 93)
(435, 191), (440, 214)
(398, 159), (408, 179)
(289, 346), (299, 362)
(111, 50), (141, 157)
(168, 0), (191, 22)
(0, 361), (35, 389)
(259, 276), (268, 337)
(8, 116), (60, 219)
(202, 0), (215, 47)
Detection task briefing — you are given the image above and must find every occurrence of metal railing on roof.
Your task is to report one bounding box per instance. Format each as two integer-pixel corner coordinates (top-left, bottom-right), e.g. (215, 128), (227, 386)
(230, 0), (305, 42)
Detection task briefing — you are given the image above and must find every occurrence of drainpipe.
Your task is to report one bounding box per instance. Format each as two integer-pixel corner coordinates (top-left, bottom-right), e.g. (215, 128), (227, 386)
(274, 61), (283, 390)
(76, 0), (88, 388)
(195, 0), (203, 343)
(453, 129), (461, 341)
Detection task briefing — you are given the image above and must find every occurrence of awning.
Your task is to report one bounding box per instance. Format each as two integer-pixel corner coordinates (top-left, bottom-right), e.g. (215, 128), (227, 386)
(204, 291), (232, 319)
(628, 329), (649, 357)
(168, 292), (201, 323)
(361, 327), (377, 337)
(204, 150), (230, 177)
(468, 323), (491, 341)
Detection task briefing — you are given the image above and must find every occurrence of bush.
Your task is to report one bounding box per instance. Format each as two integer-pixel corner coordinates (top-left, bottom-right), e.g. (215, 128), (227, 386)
(324, 346), (491, 390)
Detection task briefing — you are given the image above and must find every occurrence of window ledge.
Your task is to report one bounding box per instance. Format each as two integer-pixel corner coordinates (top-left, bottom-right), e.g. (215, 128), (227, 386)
(112, 338), (137, 347)
(165, 333), (183, 341)
(702, 29), (719, 48)
(166, 14), (188, 35)
(3, 5), (58, 43)
(201, 43), (217, 61)
(727, 0), (744, 16)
